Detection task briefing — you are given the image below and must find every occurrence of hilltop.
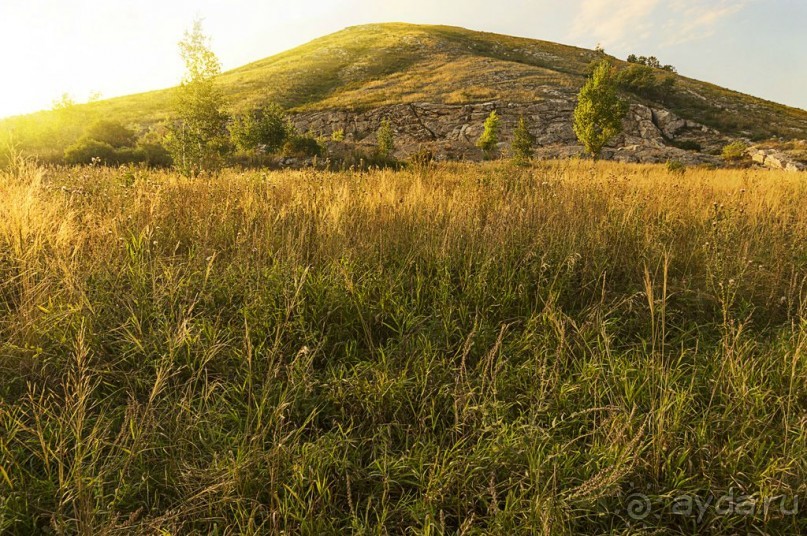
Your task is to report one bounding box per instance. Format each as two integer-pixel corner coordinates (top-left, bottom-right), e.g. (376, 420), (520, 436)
(2, 23), (807, 164)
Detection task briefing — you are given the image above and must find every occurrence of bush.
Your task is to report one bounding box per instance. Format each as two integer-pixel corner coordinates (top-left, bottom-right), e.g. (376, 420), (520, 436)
(63, 119), (148, 166)
(666, 159), (686, 174)
(331, 129), (345, 142)
(326, 147), (400, 171)
(84, 120), (137, 148)
(230, 103), (288, 153)
(722, 141), (748, 162)
(282, 135), (323, 158)
(408, 147), (434, 169)
(136, 142), (173, 167)
(616, 64), (676, 101)
(64, 139), (142, 166)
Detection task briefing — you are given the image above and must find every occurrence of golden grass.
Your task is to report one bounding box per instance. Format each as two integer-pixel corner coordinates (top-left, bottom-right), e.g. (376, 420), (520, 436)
(0, 159), (806, 533)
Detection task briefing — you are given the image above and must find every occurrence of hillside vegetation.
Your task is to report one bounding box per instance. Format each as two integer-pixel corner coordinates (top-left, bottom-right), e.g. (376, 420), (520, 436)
(1, 159), (806, 533)
(2, 23), (807, 162)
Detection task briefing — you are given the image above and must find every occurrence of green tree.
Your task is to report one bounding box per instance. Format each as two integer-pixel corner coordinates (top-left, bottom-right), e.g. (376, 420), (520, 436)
(377, 118), (395, 159)
(167, 19), (229, 176)
(230, 103), (289, 154)
(476, 110), (500, 159)
(511, 116), (535, 165)
(573, 60), (626, 159)
(626, 53), (676, 73)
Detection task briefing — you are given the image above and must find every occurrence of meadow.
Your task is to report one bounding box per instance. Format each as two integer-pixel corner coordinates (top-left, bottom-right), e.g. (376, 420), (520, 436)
(0, 157), (805, 534)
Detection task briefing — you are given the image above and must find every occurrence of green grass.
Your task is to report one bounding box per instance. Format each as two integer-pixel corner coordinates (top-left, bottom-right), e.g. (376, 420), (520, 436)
(1, 158), (806, 534)
(2, 23), (806, 162)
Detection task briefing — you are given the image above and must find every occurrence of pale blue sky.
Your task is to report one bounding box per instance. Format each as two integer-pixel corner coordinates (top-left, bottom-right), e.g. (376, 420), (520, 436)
(1, 0), (804, 118)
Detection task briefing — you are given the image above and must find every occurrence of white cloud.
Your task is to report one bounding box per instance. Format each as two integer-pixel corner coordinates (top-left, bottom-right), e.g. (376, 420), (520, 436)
(571, 0), (660, 47)
(570, 0), (749, 48)
(662, 0), (748, 45)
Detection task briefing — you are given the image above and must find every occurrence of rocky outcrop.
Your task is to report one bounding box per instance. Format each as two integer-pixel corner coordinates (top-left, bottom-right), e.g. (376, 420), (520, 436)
(747, 148), (805, 172)
(293, 99), (577, 148)
(290, 99), (731, 165)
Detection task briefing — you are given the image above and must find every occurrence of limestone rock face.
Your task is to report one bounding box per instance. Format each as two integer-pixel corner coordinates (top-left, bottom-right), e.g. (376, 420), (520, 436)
(289, 99), (742, 165)
(619, 105), (665, 148)
(651, 108), (688, 138)
(747, 148), (806, 172)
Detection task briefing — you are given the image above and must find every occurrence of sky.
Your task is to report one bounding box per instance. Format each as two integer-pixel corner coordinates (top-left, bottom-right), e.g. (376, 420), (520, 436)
(1, 0), (805, 119)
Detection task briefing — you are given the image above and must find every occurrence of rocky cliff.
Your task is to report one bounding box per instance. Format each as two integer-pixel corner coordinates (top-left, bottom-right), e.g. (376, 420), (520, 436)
(291, 96), (729, 166)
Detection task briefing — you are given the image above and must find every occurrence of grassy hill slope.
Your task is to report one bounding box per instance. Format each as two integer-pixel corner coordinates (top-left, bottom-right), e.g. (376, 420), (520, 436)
(2, 23), (807, 160)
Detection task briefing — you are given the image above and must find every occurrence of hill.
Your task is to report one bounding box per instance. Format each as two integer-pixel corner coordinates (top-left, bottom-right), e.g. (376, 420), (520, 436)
(2, 23), (807, 164)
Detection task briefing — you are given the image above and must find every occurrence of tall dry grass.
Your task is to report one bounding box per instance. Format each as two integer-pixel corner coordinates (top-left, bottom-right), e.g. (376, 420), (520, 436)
(0, 159), (805, 534)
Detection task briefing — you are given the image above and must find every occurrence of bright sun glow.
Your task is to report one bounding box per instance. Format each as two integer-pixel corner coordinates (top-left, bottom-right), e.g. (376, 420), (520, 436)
(0, 2), (184, 118)
(0, 0), (346, 118)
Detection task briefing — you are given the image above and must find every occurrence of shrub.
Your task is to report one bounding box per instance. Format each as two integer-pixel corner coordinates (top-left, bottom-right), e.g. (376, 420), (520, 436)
(666, 159), (686, 174)
(85, 120), (137, 148)
(136, 142), (173, 167)
(722, 141), (748, 162)
(331, 128), (345, 142)
(64, 139), (140, 166)
(282, 135), (323, 158)
(476, 111), (500, 159)
(616, 64), (676, 101)
(329, 147), (400, 171)
(408, 146), (434, 170)
(617, 64), (655, 92)
(230, 103), (288, 153)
